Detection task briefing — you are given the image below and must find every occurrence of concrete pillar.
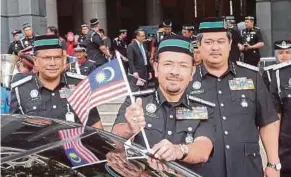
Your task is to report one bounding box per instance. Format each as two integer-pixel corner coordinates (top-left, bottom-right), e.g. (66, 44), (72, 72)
(46, 0), (58, 27)
(83, 0), (107, 32)
(256, 0), (291, 57)
(146, 0), (162, 25)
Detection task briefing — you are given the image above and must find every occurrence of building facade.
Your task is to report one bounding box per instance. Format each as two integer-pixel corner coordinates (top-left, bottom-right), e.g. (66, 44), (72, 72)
(1, 0), (291, 57)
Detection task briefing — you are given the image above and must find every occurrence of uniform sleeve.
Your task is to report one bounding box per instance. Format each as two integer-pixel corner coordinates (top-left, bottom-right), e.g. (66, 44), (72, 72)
(255, 72), (278, 127)
(9, 88), (21, 114)
(112, 39), (118, 50)
(193, 112), (215, 144)
(269, 71), (282, 113)
(7, 43), (14, 54)
(256, 29), (264, 43)
(92, 34), (104, 46)
(127, 45), (137, 73)
(86, 107), (101, 126)
(262, 71), (270, 90)
(114, 97), (132, 125)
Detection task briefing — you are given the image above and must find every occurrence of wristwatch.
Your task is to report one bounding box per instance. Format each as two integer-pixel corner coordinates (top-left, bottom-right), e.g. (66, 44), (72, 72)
(267, 162), (282, 171)
(179, 144), (189, 160)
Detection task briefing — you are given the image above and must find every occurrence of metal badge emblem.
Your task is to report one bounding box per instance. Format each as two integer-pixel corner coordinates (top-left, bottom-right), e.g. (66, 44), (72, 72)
(30, 89), (39, 98)
(241, 99), (248, 107)
(185, 133), (194, 144)
(146, 103), (157, 114)
(192, 81), (201, 90)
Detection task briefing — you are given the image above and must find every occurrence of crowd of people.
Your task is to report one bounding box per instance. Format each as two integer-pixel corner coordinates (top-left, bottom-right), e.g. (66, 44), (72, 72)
(1, 15), (291, 177)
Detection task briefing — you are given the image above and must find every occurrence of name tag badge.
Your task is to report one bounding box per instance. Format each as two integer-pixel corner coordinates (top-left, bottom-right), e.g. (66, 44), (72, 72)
(229, 77), (255, 90)
(66, 112), (75, 122)
(176, 107), (208, 120)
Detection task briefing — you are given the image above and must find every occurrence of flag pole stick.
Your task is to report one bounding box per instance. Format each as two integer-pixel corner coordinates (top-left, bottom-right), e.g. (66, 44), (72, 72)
(115, 51), (151, 152)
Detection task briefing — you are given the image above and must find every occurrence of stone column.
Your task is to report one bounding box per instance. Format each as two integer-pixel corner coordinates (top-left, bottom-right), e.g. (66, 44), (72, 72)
(46, 0), (58, 27)
(146, 0), (162, 25)
(256, 0), (291, 56)
(83, 0), (107, 32)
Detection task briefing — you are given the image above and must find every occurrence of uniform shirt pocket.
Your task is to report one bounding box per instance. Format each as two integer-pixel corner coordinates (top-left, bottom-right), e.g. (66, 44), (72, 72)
(25, 101), (46, 116)
(175, 120), (200, 144)
(230, 90), (255, 113)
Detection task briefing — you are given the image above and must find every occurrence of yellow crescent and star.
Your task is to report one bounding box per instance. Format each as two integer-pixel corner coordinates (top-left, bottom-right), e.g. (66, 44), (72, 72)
(95, 67), (115, 84)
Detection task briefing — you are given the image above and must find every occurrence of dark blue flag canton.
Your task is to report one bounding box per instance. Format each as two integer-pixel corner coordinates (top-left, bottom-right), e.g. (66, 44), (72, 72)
(88, 59), (123, 91)
(64, 148), (88, 167)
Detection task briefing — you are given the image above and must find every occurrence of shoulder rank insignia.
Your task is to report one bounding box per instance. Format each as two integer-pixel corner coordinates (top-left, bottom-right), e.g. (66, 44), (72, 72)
(11, 75), (33, 89)
(272, 60), (291, 70)
(263, 64), (277, 71)
(66, 72), (87, 80)
(132, 89), (155, 97)
(236, 61), (259, 72)
(188, 95), (216, 107)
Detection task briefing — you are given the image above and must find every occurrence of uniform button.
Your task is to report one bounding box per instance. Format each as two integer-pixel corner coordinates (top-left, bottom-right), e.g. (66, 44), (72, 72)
(33, 106), (37, 110)
(53, 105), (57, 109)
(226, 145), (230, 149)
(217, 78), (221, 82)
(222, 116), (227, 120)
(218, 90), (222, 94)
(188, 127), (193, 132)
(288, 94), (291, 98)
(147, 124), (152, 128)
(169, 115), (173, 119)
(224, 131), (229, 135)
(241, 94), (246, 98)
(167, 131), (172, 135)
(220, 103), (224, 107)
(253, 153), (256, 157)
(51, 93), (55, 96)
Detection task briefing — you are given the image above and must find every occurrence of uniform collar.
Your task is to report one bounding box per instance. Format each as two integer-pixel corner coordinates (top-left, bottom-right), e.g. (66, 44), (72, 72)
(198, 61), (237, 78)
(154, 88), (191, 109)
(34, 73), (68, 90)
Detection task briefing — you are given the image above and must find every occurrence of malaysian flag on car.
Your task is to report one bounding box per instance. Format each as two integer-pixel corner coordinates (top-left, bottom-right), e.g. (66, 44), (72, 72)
(67, 57), (130, 125)
(58, 127), (99, 167)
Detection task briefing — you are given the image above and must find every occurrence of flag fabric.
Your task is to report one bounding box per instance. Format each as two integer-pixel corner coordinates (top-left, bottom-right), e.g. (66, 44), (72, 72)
(67, 58), (129, 125)
(58, 127), (99, 167)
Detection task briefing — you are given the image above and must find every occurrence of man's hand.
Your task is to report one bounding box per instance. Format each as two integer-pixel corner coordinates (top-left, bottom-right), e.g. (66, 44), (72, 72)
(133, 72), (140, 79)
(148, 73), (152, 80)
(147, 157), (169, 172)
(264, 167), (280, 177)
(150, 139), (183, 161)
(125, 98), (146, 135)
(238, 44), (244, 51)
(244, 44), (253, 50)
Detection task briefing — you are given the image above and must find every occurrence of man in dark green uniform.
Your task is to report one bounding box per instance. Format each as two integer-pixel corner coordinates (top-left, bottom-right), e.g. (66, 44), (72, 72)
(10, 35), (102, 129)
(242, 16), (264, 66)
(68, 43), (96, 76)
(270, 57), (291, 177)
(8, 30), (23, 55)
(188, 17), (280, 177)
(262, 40), (291, 89)
(112, 35), (215, 172)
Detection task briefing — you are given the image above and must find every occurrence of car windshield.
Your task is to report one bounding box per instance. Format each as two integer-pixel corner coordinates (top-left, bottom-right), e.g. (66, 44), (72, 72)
(1, 114), (201, 177)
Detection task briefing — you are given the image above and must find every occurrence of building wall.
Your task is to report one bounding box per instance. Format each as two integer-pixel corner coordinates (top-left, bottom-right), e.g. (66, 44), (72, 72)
(1, 0), (47, 54)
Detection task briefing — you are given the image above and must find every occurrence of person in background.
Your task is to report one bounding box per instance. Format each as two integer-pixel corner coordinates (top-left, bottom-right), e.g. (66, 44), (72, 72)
(192, 40), (202, 65)
(46, 26), (67, 56)
(78, 24), (89, 43)
(99, 29), (111, 52)
(242, 16), (264, 66)
(263, 40), (291, 89)
(68, 43), (96, 76)
(66, 32), (76, 56)
(8, 30), (23, 55)
(112, 29), (128, 72)
(181, 25), (196, 43)
(20, 23), (36, 49)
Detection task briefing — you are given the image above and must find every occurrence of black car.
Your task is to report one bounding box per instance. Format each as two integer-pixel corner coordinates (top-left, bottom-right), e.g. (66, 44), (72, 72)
(1, 114), (202, 177)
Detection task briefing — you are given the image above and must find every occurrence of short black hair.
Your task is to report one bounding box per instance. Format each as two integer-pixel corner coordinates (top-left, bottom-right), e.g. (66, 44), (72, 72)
(99, 29), (105, 34)
(134, 29), (145, 38)
(47, 26), (59, 35)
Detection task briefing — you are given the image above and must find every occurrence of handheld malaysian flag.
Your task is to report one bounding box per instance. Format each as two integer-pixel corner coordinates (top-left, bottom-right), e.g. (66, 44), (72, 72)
(67, 56), (130, 126)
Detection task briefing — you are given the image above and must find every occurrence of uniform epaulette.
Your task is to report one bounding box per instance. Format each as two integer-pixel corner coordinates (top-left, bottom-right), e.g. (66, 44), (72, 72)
(263, 64), (277, 71)
(236, 61), (259, 72)
(132, 89), (155, 97)
(113, 37), (118, 41)
(188, 95), (216, 107)
(272, 60), (291, 70)
(66, 72), (87, 80)
(11, 75), (33, 89)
